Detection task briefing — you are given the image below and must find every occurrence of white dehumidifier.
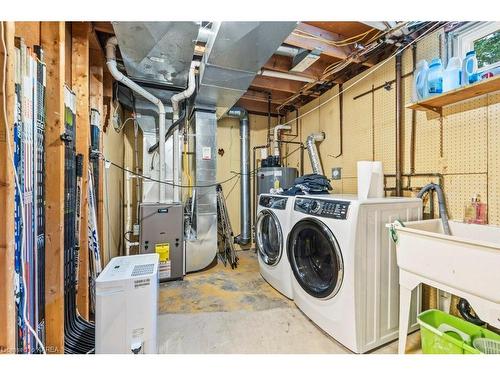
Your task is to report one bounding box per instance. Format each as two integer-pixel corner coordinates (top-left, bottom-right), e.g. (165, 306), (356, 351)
(95, 253), (159, 354)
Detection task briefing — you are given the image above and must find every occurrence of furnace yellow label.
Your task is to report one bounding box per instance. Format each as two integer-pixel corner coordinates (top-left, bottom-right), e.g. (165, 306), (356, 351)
(155, 243), (170, 261)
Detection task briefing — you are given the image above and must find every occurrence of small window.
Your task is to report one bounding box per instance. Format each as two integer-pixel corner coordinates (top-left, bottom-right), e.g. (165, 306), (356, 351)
(453, 22), (500, 73)
(474, 30), (500, 70)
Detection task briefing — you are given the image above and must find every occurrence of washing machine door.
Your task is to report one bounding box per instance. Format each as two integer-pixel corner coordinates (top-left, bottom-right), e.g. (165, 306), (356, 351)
(288, 218), (344, 299)
(256, 210), (283, 266)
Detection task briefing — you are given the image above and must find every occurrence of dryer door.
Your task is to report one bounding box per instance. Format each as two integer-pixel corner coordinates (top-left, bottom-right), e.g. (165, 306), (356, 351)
(288, 218), (344, 299)
(256, 210), (283, 266)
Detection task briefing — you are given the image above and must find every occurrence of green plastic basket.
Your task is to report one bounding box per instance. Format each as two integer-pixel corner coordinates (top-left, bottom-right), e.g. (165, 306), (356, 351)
(417, 309), (500, 354)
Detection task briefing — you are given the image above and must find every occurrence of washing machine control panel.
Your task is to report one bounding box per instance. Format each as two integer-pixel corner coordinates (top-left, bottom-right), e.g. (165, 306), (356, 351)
(294, 198), (350, 219)
(259, 195), (288, 210)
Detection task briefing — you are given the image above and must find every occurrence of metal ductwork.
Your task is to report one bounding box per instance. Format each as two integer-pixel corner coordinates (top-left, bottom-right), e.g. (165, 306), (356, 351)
(185, 108), (218, 272)
(306, 132), (325, 175)
(112, 22), (199, 89)
(196, 21), (298, 118)
(226, 107), (251, 245)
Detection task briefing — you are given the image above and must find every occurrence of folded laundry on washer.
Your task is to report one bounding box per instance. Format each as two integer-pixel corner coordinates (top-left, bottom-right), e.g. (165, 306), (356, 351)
(281, 174), (332, 196)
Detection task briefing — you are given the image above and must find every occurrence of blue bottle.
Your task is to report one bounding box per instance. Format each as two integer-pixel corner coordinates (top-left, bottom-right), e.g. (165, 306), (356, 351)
(462, 51), (478, 85)
(427, 58), (444, 96)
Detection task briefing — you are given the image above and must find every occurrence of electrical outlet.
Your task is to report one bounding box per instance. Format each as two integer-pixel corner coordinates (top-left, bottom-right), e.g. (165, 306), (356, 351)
(133, 224), (140, 236)
(332, 167), (342, 180)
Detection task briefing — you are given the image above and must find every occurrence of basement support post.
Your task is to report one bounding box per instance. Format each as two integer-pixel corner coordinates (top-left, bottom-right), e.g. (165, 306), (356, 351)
(395, 52), (403, 197)
(41, 21), (66, 353)
(72, 22), (91, 319)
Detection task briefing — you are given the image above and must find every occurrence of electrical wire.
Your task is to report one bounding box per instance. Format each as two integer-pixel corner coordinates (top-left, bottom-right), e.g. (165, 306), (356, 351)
(292, 27), (380, 47)
(1, 21), (46, 354)
(115, 116), (134, 133)
(278, 21), (421, 111)
(279, 22), (446, 127)
(99, 152), (257, 189)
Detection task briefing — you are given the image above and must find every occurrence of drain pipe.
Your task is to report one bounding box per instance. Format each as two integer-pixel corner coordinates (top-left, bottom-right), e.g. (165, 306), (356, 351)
(171, 61), (198, 121)
(227, 107), (251, 245)
(106, 36), (166, 203)
(273, 124), (291, 157)
(395, 52), (403, 196)
(170, 61), (198, 202)
(306, 132), (325, 175)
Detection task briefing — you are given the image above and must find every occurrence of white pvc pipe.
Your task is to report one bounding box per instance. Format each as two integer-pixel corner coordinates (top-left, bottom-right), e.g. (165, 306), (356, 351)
(125, 171), (131, 256)
(171, 61), (199, 121)
(273, 124), (292, 156)
(106, 36), (166, 203)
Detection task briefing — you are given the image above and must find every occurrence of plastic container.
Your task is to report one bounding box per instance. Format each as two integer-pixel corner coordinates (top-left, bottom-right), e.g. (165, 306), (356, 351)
(464, 195), (488, 225)
(412, 59), (429, 101)
(473, 338), (500, 354)
(427, 58), (443, 96)
(462, 51), (478, 85)
(417, 309), (500, 354)
(443, 56), (462, 92)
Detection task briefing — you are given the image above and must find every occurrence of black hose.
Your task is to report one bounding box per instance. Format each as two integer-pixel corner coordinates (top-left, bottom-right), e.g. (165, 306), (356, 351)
(147, 109), (186, 154)
(417, 183), (451, 235)
(457, 298), (485, 326)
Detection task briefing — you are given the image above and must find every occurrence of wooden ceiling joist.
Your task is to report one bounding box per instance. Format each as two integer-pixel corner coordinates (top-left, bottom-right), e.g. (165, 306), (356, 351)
(236, 98), (280, 116)
(286, 23), (373, 67)
(243, 88), (293, 105)
(263, 54), (337, 81)
(93, 21), (114, 35)
(251, 75), (306, 94)
(285, 23), (352, 60)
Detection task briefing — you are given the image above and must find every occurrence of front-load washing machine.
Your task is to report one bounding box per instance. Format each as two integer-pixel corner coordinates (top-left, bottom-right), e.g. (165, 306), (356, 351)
(256, 194), (295, 299)
(287, 194), (422, 353)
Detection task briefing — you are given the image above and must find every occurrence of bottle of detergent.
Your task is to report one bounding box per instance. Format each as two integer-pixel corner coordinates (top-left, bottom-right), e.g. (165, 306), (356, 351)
(462, 51), (478, 85)
(412, 59), (429, 102)
(443, 56), (462, 92)
(427, 58), (444, 96)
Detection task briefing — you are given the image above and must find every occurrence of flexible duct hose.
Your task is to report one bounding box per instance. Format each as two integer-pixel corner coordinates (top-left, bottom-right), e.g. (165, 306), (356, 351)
(417, 183), (485, 326)
(306, 132), (325, 175)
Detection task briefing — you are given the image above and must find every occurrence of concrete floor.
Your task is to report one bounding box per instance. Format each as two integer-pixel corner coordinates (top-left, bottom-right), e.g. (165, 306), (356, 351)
(158, 250), (421, 354)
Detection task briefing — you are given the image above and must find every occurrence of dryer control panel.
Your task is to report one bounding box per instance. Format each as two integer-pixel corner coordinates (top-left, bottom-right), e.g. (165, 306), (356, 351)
(294, 197), (350, 220)
(259, 195), (288, 210)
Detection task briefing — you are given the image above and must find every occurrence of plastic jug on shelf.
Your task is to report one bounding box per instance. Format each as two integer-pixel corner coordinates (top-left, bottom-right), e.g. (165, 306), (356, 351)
(412, 59), (429, 102)
(443, 56), (462, 92)
(462, 51), (478, 85)
(427, 58), (443, 96)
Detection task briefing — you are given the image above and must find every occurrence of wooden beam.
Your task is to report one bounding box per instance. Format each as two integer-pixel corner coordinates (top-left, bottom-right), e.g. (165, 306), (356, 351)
(41, 21), (66, 353)
(72, 22), (91, 320)
(89, 49), (104, 259)
(250, 75), (306, 94)
(13, 22), (40, 48)
(285, 23), (352, 60)
(0, 21), (16, 354)
(242, 89), (291, 105)
(93, 22), (114, 35)
(236, 98), (279, 116)
(286, 23), (373, 67)
(100, 69), (113, 260)
(263, 54), (344, 82)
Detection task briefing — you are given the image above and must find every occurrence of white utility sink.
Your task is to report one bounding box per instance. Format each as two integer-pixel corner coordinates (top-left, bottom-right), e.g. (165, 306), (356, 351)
(389, 219), (500, 353)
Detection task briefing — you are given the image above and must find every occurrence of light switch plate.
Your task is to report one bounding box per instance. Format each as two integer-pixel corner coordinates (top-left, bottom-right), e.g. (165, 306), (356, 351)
(332, 167), (342, 180)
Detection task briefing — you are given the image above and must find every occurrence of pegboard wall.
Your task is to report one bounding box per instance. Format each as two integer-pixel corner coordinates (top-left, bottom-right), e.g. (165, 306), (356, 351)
(266, 25), (500, 224)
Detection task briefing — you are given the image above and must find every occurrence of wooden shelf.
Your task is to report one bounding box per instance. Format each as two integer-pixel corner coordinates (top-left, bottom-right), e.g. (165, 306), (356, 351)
(407, 75), (500, 114)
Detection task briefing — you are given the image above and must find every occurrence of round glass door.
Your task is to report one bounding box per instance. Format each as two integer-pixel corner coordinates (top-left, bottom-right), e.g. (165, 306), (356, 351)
(288, 218), (343, 299)
(256, 210), (283, 266)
